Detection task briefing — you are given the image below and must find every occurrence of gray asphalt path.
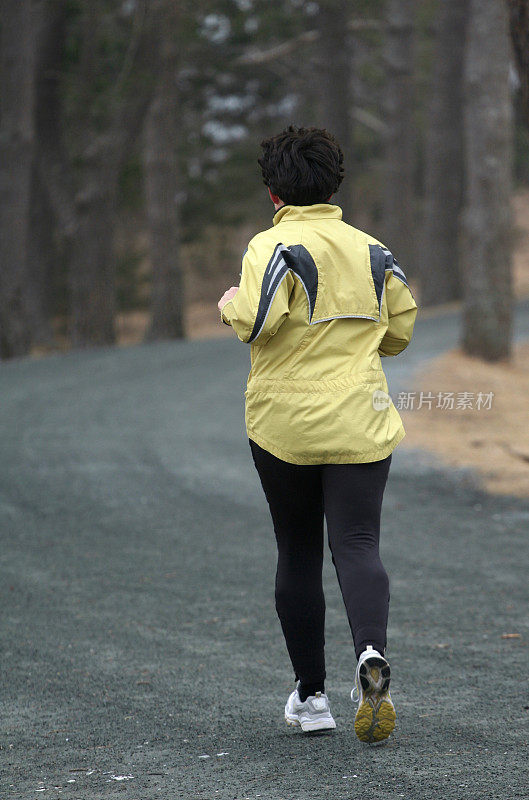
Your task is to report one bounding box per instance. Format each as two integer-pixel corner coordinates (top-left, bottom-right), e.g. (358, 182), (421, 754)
(1, 303), (529, 799)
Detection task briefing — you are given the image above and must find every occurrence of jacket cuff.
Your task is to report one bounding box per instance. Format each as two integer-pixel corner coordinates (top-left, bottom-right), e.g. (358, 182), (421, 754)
(220, 303), (232, 326)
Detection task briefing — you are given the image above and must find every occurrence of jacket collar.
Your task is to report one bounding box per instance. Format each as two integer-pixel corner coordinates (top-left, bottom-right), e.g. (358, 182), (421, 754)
(272, 203), (343, 226)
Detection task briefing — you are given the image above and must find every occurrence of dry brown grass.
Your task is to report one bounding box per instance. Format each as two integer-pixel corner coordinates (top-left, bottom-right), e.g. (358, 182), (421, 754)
(400, 341), (529, 497)
(514, 189), (529, 300)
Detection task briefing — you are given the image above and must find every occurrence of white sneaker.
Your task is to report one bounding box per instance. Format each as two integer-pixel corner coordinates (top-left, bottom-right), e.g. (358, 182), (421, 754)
(284, 682), (336, 732)
(351, 645), (396, 743)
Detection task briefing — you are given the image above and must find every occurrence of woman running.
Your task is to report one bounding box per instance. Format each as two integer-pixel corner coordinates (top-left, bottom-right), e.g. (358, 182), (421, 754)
(218, 125), (418, 743)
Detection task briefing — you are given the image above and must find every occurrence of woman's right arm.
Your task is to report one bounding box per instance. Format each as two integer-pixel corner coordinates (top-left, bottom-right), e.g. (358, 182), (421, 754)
(378, 258), (418, 358)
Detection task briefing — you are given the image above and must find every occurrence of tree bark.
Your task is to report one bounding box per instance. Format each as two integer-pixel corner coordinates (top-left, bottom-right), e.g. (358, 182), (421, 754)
(420, 0), (469, 307)
(27, 159), (56, 347)
(34, 1), (77, 244)
(461, 0), (513, 361)
(381, 0), (416, 278)
(36, 0), (157, 348)
(315, 0), (355, 222)
(0, 0), (36, 358)
(507, 0), (529, 128)
(144, 1), (184, 342)
(69, 143), (120, 347)
(25, 0), (65, 349)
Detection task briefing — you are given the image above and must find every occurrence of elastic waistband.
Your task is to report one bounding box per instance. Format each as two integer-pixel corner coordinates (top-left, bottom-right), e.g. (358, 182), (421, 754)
(247, 369), (386, 394)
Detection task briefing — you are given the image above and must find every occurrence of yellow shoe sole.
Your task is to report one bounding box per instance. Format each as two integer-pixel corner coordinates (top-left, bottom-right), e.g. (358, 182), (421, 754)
(353, 661), (396, 743)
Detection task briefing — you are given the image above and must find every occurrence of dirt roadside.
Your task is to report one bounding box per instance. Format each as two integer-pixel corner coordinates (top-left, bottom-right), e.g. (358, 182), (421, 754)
(399, 341), (529, 498)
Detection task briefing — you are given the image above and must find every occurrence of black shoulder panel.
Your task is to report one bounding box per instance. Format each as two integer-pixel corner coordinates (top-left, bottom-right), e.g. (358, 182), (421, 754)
(247, 243), (318, 343)
(368, 244), (386, 312)
(284, 244), (318, 322)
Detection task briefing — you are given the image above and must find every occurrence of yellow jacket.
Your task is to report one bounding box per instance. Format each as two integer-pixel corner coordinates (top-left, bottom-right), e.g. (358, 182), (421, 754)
(220, 203), (418, 464)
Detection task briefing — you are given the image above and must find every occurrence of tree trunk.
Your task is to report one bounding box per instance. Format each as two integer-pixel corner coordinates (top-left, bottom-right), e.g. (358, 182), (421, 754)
(69, 149), (119, 348)
(507, 0), (529, 128)
(461, 0), (513, 361)
(315, 0), (355, 222)
(34, 1), (77, 244)
(34, 2), (118, 349)
(420, 0), (469, 307)
(36, 0), (157, 349)
(144, 1), (184, 342)
(381, 0), (416, 278)
(26, 0), (63, 349)
(27, 160), (56, 347)
(0, 0), (35, 358)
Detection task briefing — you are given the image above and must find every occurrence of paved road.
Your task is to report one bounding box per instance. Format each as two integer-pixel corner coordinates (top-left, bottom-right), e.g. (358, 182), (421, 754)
(1, 303), (529, 799)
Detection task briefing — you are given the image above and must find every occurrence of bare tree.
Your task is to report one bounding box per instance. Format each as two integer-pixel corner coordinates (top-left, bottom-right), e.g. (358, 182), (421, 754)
(69, 1), (160, 347)
(25, 0), (65, 350)
(314, 0), (355, 221)
(36, 0), (158, 349)
(143, 1), (184, 341)
(461, 0), (513, 361)
(421, 0), (470, 307)
(0, 0), (36, 358)
(381, 0), (417, 279)
(27, 155), (56, 348)
(507, 0), (529, 127)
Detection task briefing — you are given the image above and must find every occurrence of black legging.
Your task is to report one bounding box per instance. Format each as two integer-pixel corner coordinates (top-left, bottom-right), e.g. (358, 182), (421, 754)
(249, 438), (392, 685)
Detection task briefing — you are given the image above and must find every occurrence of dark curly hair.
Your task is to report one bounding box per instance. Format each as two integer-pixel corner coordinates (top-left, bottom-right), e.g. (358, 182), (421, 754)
(258, 125), (344, 206)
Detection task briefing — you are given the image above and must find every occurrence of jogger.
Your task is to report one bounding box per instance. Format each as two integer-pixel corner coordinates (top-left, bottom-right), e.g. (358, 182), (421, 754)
(249, 437), (392, 686)
(219, 126), (417, 740)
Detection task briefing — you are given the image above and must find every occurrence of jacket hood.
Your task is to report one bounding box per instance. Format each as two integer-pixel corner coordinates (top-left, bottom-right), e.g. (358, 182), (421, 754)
(273, 203), (343, 226)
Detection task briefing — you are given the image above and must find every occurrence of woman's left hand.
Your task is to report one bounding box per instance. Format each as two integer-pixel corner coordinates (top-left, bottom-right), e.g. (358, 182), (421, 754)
(218, 286), (239, 311)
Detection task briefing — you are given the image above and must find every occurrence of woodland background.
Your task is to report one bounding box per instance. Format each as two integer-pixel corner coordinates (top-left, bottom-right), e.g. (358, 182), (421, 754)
(1, 0), (529, 362)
